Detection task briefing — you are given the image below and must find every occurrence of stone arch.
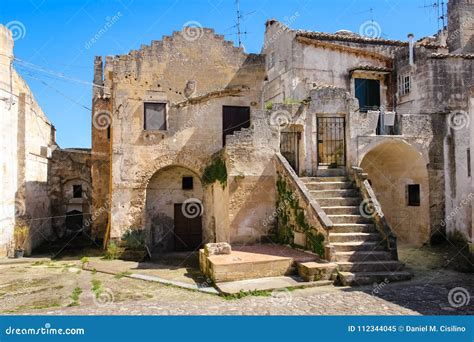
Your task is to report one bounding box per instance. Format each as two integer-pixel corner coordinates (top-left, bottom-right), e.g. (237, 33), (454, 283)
(360, 139), (430, 246)
(145, 164), (206, 253)
(357, 137), (430, 167)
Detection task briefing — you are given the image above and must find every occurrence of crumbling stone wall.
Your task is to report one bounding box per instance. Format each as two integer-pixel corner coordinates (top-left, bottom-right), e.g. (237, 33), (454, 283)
(48, 148), (92, 239)
(0, 25), (56, 256)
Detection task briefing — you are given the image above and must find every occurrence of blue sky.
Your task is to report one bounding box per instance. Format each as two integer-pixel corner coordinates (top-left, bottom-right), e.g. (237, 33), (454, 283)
(1, 0), (444, 148)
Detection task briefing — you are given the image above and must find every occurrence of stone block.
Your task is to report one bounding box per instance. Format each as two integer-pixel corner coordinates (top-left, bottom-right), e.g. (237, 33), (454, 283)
(297, 261), (338, 282)
(204, 242), (232, 256)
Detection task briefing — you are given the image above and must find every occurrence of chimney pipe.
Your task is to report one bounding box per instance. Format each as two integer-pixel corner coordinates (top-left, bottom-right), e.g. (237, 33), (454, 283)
(408, 33), (415, 66)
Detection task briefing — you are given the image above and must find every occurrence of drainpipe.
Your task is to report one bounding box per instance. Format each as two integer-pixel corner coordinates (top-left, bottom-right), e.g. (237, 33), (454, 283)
(408, 33), (415, 66)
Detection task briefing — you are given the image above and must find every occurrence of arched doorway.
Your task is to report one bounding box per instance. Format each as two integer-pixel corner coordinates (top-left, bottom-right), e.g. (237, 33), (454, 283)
(360, 140), (430, 246)
(65, 210), (83, 232)
(145, 165), (204, 252)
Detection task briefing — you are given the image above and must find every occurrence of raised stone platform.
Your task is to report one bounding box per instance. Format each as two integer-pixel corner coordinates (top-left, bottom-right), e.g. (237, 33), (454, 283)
(200, 244), (319, 283)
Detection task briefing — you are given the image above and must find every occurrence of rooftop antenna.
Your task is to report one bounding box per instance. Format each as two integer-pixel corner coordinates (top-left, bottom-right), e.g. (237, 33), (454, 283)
(421, 0), (446, 31)
(232, 0), (254, 48)
(236, 0), (242, 47)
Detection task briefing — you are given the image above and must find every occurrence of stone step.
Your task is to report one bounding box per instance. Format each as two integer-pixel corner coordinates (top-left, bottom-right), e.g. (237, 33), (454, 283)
(336, 260), (405, 273)
(310, 189), (360, 199)
(296, 261), (338, 282)
(329, 232), (380, 243)
(322, 206), (360, 215)
(337, 271), (413, 286)
(332, 251), (393, 262)
(331, 223), (377, 233)
(331, 241), (386, 252)
(328, 214), (372, 224)
(300, 176), (347, 182)
(315, 168), (346, 177)
(304, 181), (355, 190)
(318, 197), (362, 206)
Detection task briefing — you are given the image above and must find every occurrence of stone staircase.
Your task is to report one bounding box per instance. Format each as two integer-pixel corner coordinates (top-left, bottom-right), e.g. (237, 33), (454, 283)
(301, 171), (412, 286)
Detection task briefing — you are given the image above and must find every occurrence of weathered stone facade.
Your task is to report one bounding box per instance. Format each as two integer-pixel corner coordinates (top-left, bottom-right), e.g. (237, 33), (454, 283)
(262, 0), (473, 248)
(91, 28), (275, 250)
(87, 0), (473, 255)
(0, 25), (56, 256)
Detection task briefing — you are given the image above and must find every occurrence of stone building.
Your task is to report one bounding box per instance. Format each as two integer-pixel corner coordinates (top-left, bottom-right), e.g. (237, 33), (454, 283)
(262, 0), (473, 252)
(91, 28), (277, 252)
(90, 0), (473, 277)
(0, 25), (57, 256)
(0, 24), (92, 256)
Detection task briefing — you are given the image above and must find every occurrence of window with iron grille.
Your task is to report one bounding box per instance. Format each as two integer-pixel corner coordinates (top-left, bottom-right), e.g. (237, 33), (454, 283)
(399, 73), (411, 96)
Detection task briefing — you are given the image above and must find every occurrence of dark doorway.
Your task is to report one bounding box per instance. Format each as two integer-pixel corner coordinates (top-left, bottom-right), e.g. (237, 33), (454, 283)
(355, 78), (380, 112)
(222, 106), (250, 145)
(65, 210), (83, 231)
(173, 203), (203, 251)
(280, 131), (300, 174)
(317, 117), (346, 167)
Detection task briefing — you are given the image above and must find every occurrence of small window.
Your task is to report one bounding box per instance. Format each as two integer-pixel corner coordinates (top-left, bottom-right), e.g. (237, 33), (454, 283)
(399, 73), (411, 96)
(182, 176), (193, 190)
(73, 185), (83, 199)
(144, 102), (166, 130)
(407, 184), (420, 206)
(468, 148), (471, 177)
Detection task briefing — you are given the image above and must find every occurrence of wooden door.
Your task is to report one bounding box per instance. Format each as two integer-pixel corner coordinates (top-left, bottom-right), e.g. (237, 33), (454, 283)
(174, 203), (203, 251)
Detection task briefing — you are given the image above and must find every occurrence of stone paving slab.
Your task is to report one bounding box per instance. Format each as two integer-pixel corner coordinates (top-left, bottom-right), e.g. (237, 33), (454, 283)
(83, 260), (218, 294)
(216, 275), (332, 294)
(0, 257), (50, 265)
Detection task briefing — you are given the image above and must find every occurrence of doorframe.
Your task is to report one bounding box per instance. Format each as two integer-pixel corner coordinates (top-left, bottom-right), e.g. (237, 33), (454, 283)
(316, 114), (347, 168)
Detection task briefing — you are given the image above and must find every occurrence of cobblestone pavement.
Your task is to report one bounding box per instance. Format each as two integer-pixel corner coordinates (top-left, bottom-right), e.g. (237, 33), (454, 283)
(0, 244), (472, 316)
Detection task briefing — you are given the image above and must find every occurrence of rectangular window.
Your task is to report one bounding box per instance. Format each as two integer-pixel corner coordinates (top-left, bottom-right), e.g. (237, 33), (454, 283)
(222, 106), (250, 146)
(182, 176), (194, 190)
(355, 79), (380, 112)
(73, 185), (83, 199)
(468, 148), (471, 177)
(144, 102), (166, 130)
(399, 73), (411, 96)
(407, 184), (420, 206)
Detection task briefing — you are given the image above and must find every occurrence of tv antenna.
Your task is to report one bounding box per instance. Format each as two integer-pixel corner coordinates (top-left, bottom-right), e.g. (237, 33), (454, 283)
(232, 0), (254, 48)
(422, 0), (446, 31)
